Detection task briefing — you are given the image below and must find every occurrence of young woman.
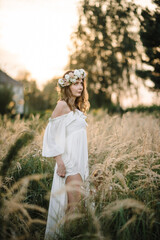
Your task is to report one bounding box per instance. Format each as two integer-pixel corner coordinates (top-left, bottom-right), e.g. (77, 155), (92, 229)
(42, 69), (90, 239)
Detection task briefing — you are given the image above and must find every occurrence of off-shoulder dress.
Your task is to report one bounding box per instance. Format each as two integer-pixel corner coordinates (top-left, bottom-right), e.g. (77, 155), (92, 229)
(42, 109), (89, 239)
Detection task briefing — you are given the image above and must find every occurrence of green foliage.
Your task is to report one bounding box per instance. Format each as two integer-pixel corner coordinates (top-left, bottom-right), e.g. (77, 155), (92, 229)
(137, 0), (160, 90)
(68, 0), (141, 109)
(0, 131), (36, 240)
(11, 155), (54, 208)
(42, 79), (58, 110)
(19, 78), (47, 113)
(0, 112), (160, 239)
(18, 72), (58, 115)
(0, 131), (34, 180)
(0, 84), (14, 115)
(125, 105), (160, 117)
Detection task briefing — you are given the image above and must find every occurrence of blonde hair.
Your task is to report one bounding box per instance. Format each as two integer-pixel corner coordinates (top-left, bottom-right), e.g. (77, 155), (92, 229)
(57, 70), (90, 113)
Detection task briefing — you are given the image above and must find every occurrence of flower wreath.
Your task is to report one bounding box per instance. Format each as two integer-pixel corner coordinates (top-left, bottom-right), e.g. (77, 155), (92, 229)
(58, 69), (86, 87)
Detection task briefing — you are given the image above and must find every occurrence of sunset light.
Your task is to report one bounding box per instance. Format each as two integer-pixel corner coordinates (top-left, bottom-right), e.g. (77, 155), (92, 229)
(0, 0), (158, 105)
(0, 0), (79, 88)
(0, 1), (159, 238)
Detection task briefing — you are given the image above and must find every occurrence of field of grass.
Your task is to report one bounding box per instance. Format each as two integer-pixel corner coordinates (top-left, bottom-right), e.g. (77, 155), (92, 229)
(0, 110), (160, 240)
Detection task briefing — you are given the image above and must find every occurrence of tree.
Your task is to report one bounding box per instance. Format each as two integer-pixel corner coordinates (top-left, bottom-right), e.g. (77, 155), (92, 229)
(17, 70), (58, 114)
(136, 0), (160, 91)
(0, 85), (14, 115)
(67, 0), (141, 108)
(17, 71), (46, 114)
(41, 79), (58, 110)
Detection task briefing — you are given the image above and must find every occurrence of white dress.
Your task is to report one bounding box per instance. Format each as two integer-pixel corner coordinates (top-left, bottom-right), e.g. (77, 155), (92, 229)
(42, 109), (89, 239)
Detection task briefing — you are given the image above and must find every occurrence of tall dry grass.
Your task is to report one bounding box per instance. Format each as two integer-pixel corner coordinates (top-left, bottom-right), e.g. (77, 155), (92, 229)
(86, 110), (160, 239)
(0, 110), (159, 240)
(0, 114), (48, 240)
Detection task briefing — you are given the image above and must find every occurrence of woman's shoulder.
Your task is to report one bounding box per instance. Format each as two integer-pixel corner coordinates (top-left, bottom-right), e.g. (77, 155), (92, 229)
(51, 100), (71, 119)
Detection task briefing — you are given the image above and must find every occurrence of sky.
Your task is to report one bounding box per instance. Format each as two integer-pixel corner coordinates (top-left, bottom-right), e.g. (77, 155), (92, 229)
(0, 0), (80, 89)
(0, 0), (158, 106)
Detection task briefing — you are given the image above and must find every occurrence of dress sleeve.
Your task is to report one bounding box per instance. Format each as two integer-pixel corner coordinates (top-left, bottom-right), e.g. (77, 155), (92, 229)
(42, 116), (66, 158)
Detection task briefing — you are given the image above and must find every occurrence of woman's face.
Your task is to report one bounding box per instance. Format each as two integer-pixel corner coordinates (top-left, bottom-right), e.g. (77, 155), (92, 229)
(69, 78), (83, 97)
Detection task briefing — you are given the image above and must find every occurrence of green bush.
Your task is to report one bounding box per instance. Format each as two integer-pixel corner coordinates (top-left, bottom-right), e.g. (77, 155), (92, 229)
(0, 84), (14, 115)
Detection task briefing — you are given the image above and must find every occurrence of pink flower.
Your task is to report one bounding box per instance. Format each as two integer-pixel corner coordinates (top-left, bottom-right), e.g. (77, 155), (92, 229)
(69, 72), (74, 78)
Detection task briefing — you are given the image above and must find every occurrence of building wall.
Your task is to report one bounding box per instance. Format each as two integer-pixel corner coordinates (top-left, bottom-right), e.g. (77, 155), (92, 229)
(12, 85), (24, 114)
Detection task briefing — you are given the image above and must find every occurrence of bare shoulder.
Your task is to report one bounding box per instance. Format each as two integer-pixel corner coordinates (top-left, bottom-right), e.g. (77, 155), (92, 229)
(51, 100), (71, 118)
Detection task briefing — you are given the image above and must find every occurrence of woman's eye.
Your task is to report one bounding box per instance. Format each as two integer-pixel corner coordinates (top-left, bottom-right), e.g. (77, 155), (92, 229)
(74, 82), (83, 86)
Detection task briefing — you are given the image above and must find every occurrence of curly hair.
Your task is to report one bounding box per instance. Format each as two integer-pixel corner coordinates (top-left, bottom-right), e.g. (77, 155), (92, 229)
(57, 70), (90, 113)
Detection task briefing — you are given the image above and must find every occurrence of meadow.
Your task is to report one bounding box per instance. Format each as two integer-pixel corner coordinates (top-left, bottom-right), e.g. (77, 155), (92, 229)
(0, 109), (159, 240)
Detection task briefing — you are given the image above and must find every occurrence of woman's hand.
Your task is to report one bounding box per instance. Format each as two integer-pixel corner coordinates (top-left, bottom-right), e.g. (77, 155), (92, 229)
(57, 161), (66, 178)
(55, 156), (66, 178)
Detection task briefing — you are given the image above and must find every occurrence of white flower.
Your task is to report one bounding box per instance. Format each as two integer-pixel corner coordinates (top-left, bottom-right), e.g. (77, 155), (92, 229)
(69, 72), (74, 78)
(58, 78), (64, 85)
(65, 74), (70, 81)
(70, 78), (76, 83)
(79, 68), (86, 78)
(58, 69), (86, 88)
(72, 78), (77, 83)
(79, 69), (84, 74)
(74, 69), (81, 78)
(109, 186), (112, 190)
(74, 75), (78, 79)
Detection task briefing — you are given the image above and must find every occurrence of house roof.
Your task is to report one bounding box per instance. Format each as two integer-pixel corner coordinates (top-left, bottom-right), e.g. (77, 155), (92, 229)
(0, 69), (23, 86)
